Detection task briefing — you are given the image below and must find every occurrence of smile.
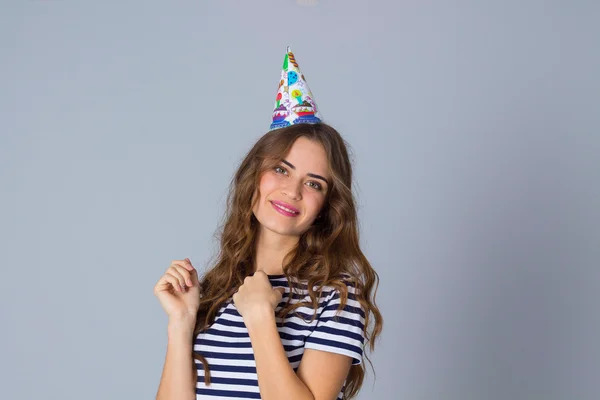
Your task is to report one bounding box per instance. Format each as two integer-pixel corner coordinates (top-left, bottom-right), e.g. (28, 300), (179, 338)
(270, 201), (300, 217)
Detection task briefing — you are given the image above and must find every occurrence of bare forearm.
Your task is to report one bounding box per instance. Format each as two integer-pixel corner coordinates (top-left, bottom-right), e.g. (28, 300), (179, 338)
(156, 317), (197, 400)
(246, 311), (314, 400)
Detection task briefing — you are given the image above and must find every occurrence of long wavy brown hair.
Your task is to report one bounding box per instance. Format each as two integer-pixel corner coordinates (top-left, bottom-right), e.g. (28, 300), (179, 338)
(192, 122), (383, 399)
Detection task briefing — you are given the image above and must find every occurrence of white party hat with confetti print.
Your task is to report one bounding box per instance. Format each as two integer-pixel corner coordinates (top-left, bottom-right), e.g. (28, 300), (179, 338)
(269, 46), (322, 130)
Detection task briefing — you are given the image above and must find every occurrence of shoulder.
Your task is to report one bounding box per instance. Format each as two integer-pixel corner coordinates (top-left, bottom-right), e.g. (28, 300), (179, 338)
(318, 274), (364, 316)
(321, 273), (361, 298)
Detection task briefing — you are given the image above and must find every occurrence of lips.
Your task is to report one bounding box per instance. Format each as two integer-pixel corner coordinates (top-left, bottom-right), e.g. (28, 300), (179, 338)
(270, 200), (300, 217)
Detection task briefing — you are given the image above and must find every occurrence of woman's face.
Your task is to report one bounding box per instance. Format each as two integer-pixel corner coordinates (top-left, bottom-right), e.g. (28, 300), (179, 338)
(252, 136), (330, 238)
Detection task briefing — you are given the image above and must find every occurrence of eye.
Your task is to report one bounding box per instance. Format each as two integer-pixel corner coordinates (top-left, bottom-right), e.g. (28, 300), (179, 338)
(306, 181), (322, 191)
(274, 165), (288, 175)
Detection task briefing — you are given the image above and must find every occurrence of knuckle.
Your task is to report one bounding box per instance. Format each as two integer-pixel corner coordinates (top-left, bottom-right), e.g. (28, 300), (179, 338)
(167, 274), (178, 282)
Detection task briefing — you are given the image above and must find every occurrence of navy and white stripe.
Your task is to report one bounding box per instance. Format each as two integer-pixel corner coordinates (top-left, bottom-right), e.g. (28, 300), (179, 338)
(193, 274), (366, 399)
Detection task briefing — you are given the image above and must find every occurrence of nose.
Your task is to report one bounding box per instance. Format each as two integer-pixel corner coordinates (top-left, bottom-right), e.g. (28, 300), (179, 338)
(282, 179), (302, 200)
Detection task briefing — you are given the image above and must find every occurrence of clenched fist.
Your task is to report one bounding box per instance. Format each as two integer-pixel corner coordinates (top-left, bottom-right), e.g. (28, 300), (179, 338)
(153, 258), (200, 320)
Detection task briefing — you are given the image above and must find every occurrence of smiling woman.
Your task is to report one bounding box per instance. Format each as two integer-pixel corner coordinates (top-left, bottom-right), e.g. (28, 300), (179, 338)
(252, 136), (330, 238)
(154, 47), (382, 400)
(191, 123), (381, 400)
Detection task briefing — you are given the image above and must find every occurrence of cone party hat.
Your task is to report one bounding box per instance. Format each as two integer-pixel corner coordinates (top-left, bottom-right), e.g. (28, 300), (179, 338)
(269, 46), (322, 130)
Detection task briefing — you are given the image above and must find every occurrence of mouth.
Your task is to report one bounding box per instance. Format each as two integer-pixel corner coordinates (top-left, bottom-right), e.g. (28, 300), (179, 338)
(270, 200), (300, 217)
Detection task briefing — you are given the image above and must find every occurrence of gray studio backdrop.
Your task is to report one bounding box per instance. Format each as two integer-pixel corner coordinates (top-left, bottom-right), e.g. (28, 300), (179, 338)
(1, 1), (599, 399)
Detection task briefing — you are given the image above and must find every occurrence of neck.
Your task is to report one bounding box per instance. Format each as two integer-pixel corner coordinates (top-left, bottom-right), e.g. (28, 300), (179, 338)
(253, 227), (299, 275)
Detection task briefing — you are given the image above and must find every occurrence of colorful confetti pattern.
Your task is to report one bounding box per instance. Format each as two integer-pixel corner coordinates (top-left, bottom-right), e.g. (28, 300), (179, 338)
(269, 46), (322, 130)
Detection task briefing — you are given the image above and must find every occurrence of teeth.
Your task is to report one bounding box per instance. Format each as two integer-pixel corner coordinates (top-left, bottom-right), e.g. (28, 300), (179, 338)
(273, 202), (297, 214)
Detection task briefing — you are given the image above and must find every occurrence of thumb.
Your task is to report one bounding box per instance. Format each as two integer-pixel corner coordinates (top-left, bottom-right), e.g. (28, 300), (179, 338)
(185, 258), (200, 286)
(274, 287), (286, 297)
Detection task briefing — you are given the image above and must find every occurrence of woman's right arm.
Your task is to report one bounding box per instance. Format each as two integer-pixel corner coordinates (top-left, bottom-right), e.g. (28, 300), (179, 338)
(154, 258), (201, 400)
(156, 316), (197, 400)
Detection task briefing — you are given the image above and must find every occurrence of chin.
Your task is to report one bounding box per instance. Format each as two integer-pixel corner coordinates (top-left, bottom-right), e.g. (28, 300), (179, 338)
(262, 220), (303, 237)
(254, 215), (307, 237)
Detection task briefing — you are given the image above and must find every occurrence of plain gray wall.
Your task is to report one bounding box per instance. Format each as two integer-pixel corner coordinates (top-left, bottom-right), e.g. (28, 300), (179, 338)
(1, 1), (599, 399)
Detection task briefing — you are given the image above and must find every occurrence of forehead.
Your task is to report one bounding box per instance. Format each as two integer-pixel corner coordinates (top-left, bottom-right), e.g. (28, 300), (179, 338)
(284, 137), (329, 174)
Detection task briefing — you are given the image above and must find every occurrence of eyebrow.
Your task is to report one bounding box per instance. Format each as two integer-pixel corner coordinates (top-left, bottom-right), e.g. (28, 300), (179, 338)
(281, 159), (330, 186)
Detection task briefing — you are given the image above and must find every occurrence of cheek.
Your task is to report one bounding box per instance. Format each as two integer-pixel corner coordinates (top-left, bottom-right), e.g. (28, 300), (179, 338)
(258, 174), (279, 197)
(255, 173), (282, 208)
(304, 193), (325, 216)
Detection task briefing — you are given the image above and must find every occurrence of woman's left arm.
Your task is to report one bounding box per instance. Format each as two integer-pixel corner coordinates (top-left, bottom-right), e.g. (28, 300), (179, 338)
(245, 310), (315, 400)
(246, 310), (353, 400)
(234, 271), (353, 400)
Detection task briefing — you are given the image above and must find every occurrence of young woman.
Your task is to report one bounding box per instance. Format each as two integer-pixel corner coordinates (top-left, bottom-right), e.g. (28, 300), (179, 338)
(155, 48), (382, 400)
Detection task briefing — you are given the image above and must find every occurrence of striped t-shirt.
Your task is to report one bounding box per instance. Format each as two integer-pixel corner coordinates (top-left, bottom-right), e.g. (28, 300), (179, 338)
(193, 273), (366, 399)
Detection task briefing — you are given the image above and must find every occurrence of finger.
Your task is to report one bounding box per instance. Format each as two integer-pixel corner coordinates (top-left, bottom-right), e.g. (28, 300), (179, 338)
(174, 258), (195, 271)
(170, 264), (194, 287)
(183, 258), (200, 285)
(189, 267), (199, 286)
(173, 259), (199, 287)
(157, 274), (182, 293)
(166, 269), (186, 291)
(154, 278), (172, 295)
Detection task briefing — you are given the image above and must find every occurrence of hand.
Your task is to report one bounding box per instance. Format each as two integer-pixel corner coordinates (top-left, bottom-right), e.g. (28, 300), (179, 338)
(154, 258), (200, 320)
(232, 271), (286, 320)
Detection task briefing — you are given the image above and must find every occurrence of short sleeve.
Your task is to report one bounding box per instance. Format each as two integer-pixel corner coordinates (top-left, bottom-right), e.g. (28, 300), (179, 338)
(304, 281), (366, 365)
